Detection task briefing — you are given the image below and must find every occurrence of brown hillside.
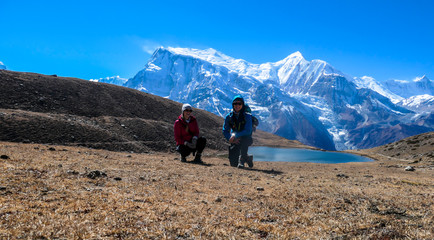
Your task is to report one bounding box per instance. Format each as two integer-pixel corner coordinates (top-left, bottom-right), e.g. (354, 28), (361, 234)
(0, 70), (306, 152)
(347, 131), (434, 166)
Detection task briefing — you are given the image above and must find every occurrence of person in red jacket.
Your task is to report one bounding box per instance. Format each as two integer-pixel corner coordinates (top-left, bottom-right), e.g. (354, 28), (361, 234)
(174, 104), (207, 163)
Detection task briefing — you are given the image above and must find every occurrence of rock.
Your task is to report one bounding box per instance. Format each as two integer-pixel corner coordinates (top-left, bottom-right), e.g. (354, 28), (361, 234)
(67, 170), (79, 175)
(114, 177), (122, 181)
(256, 187), (265, 191)
(87, 170), (107, 179)
(48, 147), (56, 151)
(215, 197), (222, 202)
(405, 166), (415, 171)
(0, 155), (9, 159)
(336, 174), (349, 178)
(0, 186), (6, 191)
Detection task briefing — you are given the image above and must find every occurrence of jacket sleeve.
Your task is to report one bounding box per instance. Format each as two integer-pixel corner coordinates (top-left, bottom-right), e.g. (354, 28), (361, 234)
(174, 120), (183, 146)
(235, 113), (252, 138)
(222, 115), (232, 141)
(191, 119), (200, 137)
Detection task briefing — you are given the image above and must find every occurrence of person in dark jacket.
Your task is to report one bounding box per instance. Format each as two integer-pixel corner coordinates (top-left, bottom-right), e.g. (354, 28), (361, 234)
(222, 95), (254, 168)
(174, 104), (206, 163)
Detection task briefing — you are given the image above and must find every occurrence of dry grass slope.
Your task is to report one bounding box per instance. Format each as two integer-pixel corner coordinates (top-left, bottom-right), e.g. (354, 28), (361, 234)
(0, 142), (433, 239)
(350, 131), (434, 166)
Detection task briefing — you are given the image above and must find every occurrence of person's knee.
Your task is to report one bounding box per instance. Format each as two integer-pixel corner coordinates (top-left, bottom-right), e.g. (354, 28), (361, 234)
(177, 145), (191, 157)
(198, 136), (207, 145)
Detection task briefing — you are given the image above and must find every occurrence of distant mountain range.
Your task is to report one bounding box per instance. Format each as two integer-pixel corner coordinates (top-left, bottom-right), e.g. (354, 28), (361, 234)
(91, 48), (433, 150)
(90, 76), (128, 86)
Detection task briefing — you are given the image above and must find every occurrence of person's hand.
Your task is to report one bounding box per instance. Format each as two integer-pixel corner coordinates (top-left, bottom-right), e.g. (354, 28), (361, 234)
(192, 136), (198, 146)
(229, 134), (236, 143)
(229, 135), (240, 144)
(185, 141), (196, 149)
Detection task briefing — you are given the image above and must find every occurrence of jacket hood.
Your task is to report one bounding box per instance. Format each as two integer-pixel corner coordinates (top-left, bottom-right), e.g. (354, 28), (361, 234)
(231, 95), (246, 113)
(232, 95), (245, 104)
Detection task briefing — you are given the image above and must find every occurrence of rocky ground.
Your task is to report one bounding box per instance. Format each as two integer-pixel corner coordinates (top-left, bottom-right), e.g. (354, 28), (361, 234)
(1, 141), (432, 239)
(355, 132), (434, 165)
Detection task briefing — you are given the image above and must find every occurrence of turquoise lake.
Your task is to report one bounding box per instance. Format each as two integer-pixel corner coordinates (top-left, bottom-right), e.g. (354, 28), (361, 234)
(249, 146), (373, 164)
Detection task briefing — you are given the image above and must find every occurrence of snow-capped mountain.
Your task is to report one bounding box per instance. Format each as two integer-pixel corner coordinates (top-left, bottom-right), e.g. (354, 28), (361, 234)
(89, 76), (128, 85)
(108, 47), (434, 150)
(352, 75), (434, 112)
(0, 61), (6, 70)
(352, 76), (404, 103)
(399, 94), (434, 112)
(381, 76), (434, 99)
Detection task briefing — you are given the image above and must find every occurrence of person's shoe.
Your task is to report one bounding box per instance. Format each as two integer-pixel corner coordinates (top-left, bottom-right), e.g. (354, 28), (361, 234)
(193, 153), (203, 164)
(246, 155), (254, 168)
(237, 162), (245, 168)
(181, 156), (187, 162)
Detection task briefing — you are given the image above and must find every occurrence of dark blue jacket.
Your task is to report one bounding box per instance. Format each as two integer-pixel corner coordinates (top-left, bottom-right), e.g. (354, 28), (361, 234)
(222, 95), (253, 140)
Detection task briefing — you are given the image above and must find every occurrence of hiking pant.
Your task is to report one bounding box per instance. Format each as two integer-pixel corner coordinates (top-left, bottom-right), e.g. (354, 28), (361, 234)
(176, 137), (206, 158)
(228, 136), (253, 167)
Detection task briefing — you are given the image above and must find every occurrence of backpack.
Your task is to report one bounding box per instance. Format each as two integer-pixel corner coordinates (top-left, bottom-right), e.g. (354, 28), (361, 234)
(244, 105), (259, 132)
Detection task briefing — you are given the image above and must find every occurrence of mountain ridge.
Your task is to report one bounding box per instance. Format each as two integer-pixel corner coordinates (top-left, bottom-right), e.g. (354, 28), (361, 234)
(120, 47), (433, 150)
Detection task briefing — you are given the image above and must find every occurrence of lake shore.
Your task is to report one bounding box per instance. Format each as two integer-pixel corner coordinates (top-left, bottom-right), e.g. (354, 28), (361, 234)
(1, 141), (433, 239)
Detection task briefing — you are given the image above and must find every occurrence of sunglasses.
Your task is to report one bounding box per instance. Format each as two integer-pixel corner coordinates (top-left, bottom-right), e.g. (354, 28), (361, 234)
(184, 110), (193, 112)
(233, 102), (243, 106)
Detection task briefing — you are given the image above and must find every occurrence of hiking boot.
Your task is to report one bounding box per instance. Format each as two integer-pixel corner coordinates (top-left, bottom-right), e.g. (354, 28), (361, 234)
(193, 153), (203, 164)
(246, 155), (254, 168)
(238, 155), (247, 168)
(181, 156), (187, 162)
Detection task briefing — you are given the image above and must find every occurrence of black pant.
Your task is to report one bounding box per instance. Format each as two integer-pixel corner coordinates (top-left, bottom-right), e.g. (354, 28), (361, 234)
(176, 137), (206, 158)
(228, 136), (252, 167)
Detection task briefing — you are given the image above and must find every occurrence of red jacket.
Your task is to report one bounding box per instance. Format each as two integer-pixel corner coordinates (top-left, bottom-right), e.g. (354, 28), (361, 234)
(174, 115), (200, 146)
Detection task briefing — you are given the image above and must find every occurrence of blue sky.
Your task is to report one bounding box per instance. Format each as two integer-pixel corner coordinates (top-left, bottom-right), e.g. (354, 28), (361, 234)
(1, 0), (433, 81)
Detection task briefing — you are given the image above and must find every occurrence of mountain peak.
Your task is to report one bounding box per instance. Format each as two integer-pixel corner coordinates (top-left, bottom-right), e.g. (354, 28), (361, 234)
(276, 51), (306, 66)
(165, 47), (233, 61)
(289, 51), (304, 58)
(0, 61), (6, 70)
(414, 75), (430, 82)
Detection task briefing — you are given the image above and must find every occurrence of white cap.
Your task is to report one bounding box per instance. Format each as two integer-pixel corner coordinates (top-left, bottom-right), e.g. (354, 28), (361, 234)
(182, 103), (193, 113)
